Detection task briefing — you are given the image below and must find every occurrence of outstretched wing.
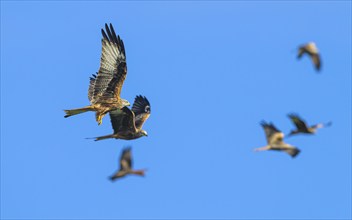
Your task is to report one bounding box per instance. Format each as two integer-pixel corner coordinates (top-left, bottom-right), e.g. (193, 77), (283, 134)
(260, 121), (283, 145)
(91, 23), (127, 104)
(131, 95), (151, 129)
(109, 107), (136, 134)
(119, 147), (132, 171)
(288, 113), (309, 132)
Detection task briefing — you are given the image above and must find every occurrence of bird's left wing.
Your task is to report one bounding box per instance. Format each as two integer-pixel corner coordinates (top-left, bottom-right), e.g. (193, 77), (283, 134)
(132, 95), (151, 129)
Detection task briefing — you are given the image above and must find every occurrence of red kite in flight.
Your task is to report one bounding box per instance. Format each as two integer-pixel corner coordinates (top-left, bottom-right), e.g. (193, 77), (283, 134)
(64, 23), (130, 125)
(254, 121), (300, 158)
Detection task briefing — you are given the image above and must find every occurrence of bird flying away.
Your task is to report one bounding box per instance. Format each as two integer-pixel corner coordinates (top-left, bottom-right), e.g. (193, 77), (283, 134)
(254, 121), (300, 158)
(64, 23), (130, 125)
(92, 95), (151, 141)
(297, 42), (321, 71)
(110, 147), (146, 181)
(287, 113), (331, 136)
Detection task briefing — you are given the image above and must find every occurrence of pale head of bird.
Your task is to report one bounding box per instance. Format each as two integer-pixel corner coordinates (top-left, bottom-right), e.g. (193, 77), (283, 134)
(139, 130), (148, 137)
(121, 99), (131, 107)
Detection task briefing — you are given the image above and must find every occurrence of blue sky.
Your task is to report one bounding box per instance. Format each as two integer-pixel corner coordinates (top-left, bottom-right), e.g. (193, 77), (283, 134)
(1, 1), (351, 219)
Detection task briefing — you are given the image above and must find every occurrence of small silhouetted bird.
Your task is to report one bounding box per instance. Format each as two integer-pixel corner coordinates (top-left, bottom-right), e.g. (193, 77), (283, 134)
(297, 42), (321, 71)
(288, 113), (331, 136)
(254, 121), (300, 158)
(110, 147), (146, 181)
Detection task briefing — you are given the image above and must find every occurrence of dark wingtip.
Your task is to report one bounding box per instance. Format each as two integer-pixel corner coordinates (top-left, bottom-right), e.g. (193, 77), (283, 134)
(291, 149), (301, 158)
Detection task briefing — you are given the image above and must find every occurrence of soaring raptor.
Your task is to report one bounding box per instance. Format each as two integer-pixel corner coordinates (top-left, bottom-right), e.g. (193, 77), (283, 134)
(110, 147), (146, 181)
(93, 95), (151, 141)
(254, 121), (300, 158)
(64, 23), (130, 125)
(297, 42), (322, 72)
(288, 113), (331, 136)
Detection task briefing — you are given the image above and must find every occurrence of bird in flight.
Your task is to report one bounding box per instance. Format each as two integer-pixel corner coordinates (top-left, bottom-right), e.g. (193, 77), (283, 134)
(297, 42), (321, 72)
(287, 113), (331, 136)
(254, 121), (300, 158)
(64, 23), (130, 125)
(110, 147), (146, 181)
(92, 95), (151, 141)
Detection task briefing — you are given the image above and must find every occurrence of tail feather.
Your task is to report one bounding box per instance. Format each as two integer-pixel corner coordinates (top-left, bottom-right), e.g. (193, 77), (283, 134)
(253, 145), (270, 152)
(130, 169), (146, 176)
(64, 106), (94, 118)
(93, 134), (116, 141)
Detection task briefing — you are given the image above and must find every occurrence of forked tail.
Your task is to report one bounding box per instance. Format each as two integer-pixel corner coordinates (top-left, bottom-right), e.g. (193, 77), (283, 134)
(64, 106), (94, 118)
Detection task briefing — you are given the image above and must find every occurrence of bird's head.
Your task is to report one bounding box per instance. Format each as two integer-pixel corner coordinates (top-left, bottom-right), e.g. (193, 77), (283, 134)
(122, 99), (131, 107)
(140, 130), (148, 137)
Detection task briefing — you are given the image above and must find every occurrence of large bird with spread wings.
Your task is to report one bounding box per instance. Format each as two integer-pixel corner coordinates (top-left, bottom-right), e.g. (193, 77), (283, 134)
(92, 95), (151, 141)
(297, 42), (322, 72)
(288, 113), (331, 136)
(254, 121), (300, 158)
(110, 147), (146, 181)
(64, 23), (130, 125)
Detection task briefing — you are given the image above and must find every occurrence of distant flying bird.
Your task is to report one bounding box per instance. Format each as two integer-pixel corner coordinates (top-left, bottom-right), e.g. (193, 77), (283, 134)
(64, 23), (130, 125)
(288, 113), (332, 136)
(254, 121), (300, 158)
(297, 42), (321, 71)
(92, 95), (151, 141)
(110, 147), (146, 181)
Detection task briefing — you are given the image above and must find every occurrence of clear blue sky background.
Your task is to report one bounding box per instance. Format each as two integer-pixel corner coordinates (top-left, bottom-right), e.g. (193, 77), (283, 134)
(1, 1), (351, 219)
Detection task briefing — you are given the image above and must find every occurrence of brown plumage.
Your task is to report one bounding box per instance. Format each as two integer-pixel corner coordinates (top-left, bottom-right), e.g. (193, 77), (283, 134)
(297, 42), (321, 71)
(64, 23), (130, 125)
(288, 113), (332, 136)
(110, 147), (146, 181)
(254, 121), (300, 158)
(92, 95), (151, 141)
